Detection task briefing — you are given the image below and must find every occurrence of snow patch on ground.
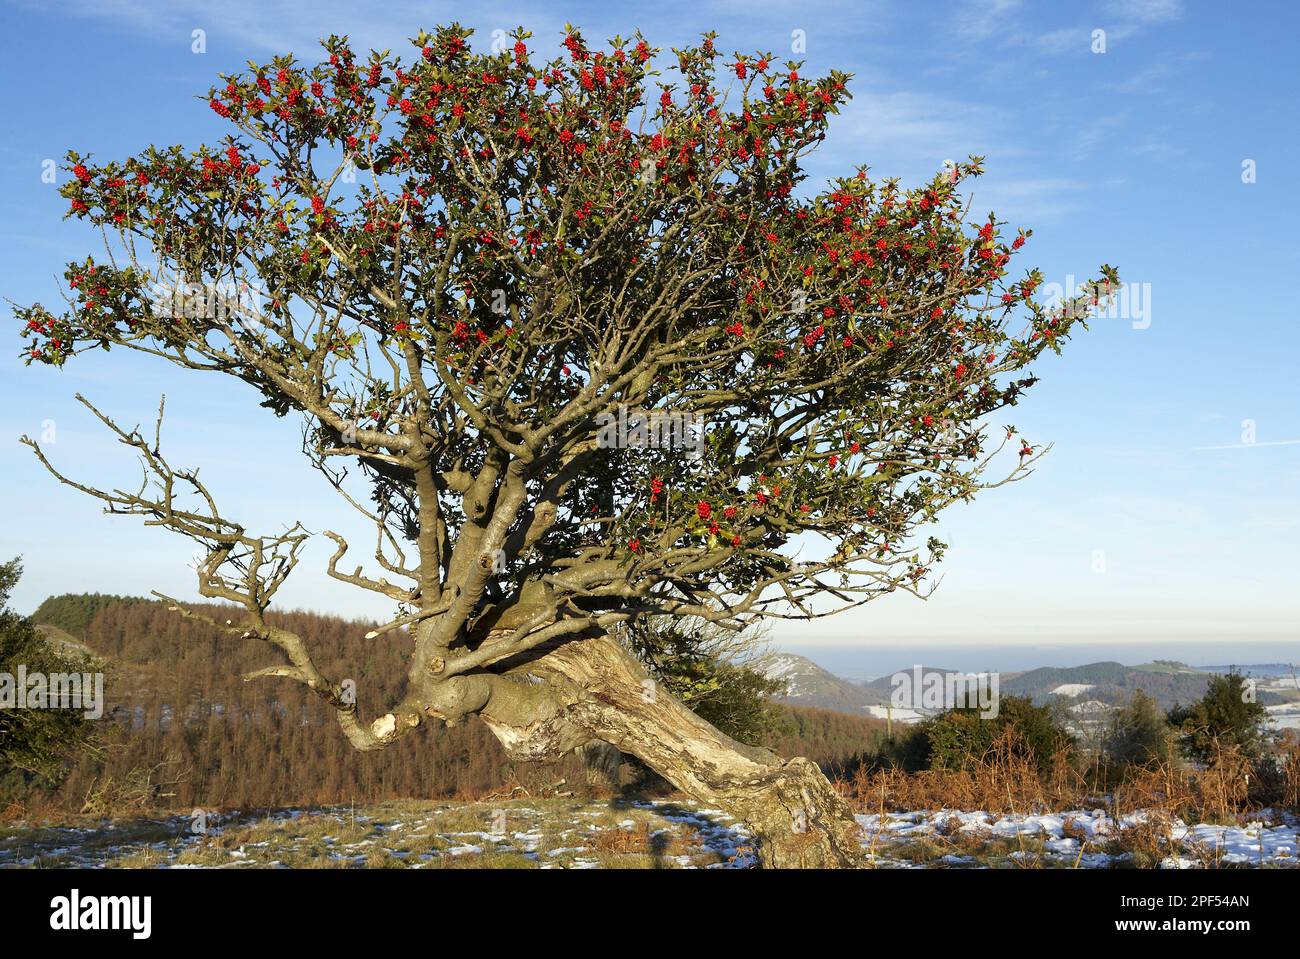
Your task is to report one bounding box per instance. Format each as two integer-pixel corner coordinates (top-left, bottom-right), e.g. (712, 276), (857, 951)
(1266, 703), (1300, 730)
(4, 799), (1296, 869)
(0, 799), (756, 870)
(864, 704), (924, 724)
(856, 808), (1300, 868)
(1051, 683), (1095, 697)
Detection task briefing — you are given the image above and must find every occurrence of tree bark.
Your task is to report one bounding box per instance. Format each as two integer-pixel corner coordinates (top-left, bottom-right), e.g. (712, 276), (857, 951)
(475, 634), (865, 868)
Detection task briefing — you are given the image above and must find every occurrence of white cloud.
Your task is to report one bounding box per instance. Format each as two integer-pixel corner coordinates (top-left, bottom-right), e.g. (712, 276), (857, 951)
(1066, 114), (1129, 158)
(1034, 27), (1090, 55)
(947, 0), (1184, 60)
(965, 176), (1090, 222)
(951, 0), (1024, 42)
(19, 1), (599, 57)
(832, 90), (1010, 178)
(1129, 136), (1188, 160)
(1104, 0), (1184, 25)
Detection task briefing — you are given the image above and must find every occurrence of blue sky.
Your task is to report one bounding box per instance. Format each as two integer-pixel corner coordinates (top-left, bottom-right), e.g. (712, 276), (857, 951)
(1, 0), (1297, 653)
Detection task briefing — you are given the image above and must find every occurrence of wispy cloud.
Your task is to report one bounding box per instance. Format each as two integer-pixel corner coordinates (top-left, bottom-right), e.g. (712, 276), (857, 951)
(1033, 26), (1091, 56)
(1067, 114), (1129, 158)
(1104, 0), (1184, 26)
(1108, 50), (1208, 97)
(1129, 136), (1188, 160)
(1103, 0), (1185, 43)
(966, 176), (1090, 222)
(16, 1), (630, 57)
(951, 0), (1024, 42)
(23, 0), (895, 58)
(948, 0), (1185, 61)
(831, 90), (1010, 178)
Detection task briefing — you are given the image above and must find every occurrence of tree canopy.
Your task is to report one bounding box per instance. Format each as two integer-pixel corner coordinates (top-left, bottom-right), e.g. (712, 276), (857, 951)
(14, 25), (1115, 866)
(1168, 672), (1271, 764)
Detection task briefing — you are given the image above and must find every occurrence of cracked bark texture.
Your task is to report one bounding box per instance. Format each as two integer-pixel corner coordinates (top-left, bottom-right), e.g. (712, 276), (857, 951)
(477, 634), (865, 868)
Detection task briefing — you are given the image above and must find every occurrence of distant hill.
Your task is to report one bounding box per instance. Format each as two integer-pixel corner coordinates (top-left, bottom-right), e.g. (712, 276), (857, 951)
(1199, 663), (1298, 679)
(766, 655), (1297, 720)
(30, 592), (152, 638)
(14, 594), (889, 814)
(758, 652), (884, 713)
(1000, 661), (1213, 709)
(33, 623), (104, 666)
(859, 666), (963, 695)
(1002, 661), (1133, 691)
(1133, 659), (1207, 675)
(998, 660), (1298, 711)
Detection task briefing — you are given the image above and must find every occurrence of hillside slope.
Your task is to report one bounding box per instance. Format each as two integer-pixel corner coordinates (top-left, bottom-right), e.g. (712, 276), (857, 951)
(759, 652), (882, 712)
(13, 595), (887, 814)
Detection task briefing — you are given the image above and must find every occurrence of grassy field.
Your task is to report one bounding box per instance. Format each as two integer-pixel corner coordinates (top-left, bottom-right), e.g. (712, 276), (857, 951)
(0, 797), (756, 869)
(4, 795), (1297, 868)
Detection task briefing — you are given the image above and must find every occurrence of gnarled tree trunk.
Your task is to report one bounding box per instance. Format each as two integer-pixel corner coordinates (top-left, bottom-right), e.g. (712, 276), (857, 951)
(475, 634), (865, 868)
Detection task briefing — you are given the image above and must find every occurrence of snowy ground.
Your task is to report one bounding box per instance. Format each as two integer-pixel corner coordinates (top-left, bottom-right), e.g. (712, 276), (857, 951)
(1266, 702), (1300, 730)
(0, 798), (756, 869)
(2, 799), (1296, 868)
(858, 808), (1300, 868)
(864, 704), (925, 724)
(1051, 683), (1096, 697)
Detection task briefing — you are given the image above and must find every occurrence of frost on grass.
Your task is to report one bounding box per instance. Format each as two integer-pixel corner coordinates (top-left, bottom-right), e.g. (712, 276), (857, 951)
(858, 808), (1300, 868)
(3, 799), (1295, 869)
(0, 798), (755, 869)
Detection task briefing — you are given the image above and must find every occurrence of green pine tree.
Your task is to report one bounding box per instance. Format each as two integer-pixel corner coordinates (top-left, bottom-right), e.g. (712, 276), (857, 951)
(1167, 672), (1270, 763)
(1102, 689), (1172, 771)
(0, 558), (100, 797)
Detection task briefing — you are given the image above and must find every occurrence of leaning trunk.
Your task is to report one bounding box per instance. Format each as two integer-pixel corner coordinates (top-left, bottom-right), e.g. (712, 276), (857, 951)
(476, 634), (864, 868)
